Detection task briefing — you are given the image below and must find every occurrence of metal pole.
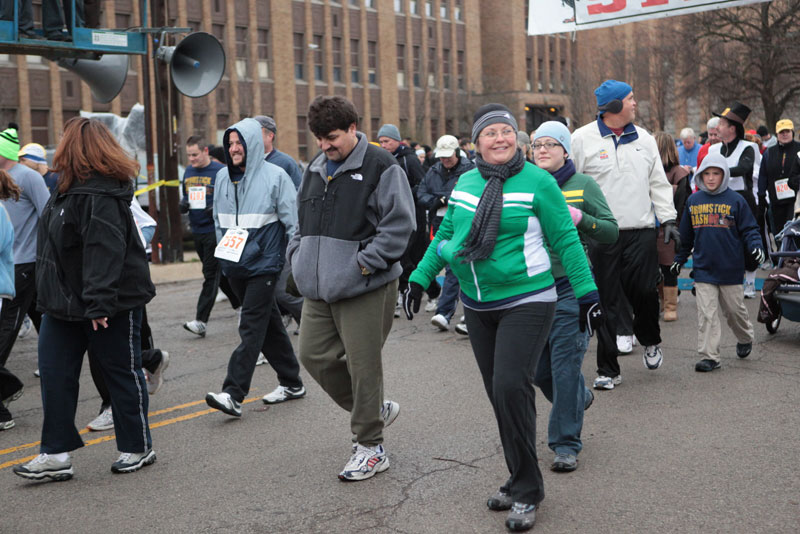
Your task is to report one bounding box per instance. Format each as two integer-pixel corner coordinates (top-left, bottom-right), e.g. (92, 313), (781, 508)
(141, 0), (160, 263)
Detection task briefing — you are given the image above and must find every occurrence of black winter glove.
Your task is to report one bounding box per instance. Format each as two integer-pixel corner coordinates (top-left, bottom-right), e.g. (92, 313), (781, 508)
(402, 282), (424, 320)
(579, 301), (604, 337)
(286, 272), (301, 298)
(669, 261), (682, 277)
(179, 196), (190, 214)
(751, 247), (766, 265)
(433, 196), (447, 210)
(662, 220), (681, 252)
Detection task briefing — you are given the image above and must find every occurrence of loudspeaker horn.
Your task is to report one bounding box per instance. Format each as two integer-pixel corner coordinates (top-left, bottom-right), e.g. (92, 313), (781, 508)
(156, 32), (226, 98)
(57, 55), (129, 104)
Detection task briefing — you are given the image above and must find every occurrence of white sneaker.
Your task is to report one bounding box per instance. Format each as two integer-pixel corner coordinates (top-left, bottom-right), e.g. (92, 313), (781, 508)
(743, 280), (757, 299)
(205, 391), (242, 417)
(431, 314), (449, 331)
(643, 345), (663, 369)
(454, 322), (468, 335)
(17, 315), (32, 339)
(214, 290), (229, 303)
(616, 335), (633, 354)
(87, 406), (114, 431)
(262, 385), (306, 404)
(338, 444), (389, 481)
(13, 453), (73, 481)
(381, 400), (400, 428)
(593, 375), (622, 390)
(183, 320), (206, 337)
(255, 353), (267, 366)
(147, 351), (169, 395)
(424, 298), (438, 313)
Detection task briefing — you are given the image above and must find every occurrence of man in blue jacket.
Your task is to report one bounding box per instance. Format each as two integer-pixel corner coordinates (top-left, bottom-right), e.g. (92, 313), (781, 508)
(204, 118), (305, 417)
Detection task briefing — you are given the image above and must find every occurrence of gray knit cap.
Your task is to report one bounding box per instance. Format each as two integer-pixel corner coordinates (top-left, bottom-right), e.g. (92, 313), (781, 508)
(377, 123), (402, 142)
(471, 103), (518, 143)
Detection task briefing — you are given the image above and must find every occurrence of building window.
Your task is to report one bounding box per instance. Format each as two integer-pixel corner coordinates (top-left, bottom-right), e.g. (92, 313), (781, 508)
(394, 0), (403, 13)
(455, 0), (463, 21)
(367, 40), (377, 85)
(549, 59), (555, 91)
(457, 49), (464, 90)
(297, 116), (308, 162)
(257, 29), (270, 80)
(440, 2), (447, 19)
(526, 57), (532, 92)
(425, 1), (432, 17)
(537, 58), (544, 92)
(413, 45), (421, 88)
(349, 0), (359, 5)
(427, 47), (436, 88)
(442, 47), (450, 89)
(294, 32), (305, 80)
(397, 44), (406, 87)
(351, 38), (360, 84)
(31, 110), (49, 145)
(409, 0), (418, 14)
(332, 37), (343, 83)
(235, 26), (248, 79)
(365, 0), (375, 8)
(313, 34), (324, 82)
(371, 117), (381, 137)
(192, 113), (207, 138)
(430, 118), (439, 140)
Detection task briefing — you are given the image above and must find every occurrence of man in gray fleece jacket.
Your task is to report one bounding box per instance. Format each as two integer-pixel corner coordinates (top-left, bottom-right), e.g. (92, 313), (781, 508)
(287, 96), (415, 482)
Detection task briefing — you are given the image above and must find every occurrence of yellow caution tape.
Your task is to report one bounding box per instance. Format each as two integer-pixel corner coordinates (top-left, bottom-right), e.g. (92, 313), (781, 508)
(134, 179), (181, 196)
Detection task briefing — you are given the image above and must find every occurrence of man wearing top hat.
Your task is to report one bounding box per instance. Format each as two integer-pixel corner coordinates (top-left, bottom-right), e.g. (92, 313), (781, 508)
(708, 102), (763, 296)
(571, 79), (677, 391)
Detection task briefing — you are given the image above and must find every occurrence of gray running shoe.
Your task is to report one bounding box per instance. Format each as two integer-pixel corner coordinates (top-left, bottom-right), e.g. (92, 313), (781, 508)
(506, 502), (536, 531)
(13, 453), (73, 481)
(551, 453), (578, 472)
(487, 490), (513, 511)
(111, 450), (156, 474)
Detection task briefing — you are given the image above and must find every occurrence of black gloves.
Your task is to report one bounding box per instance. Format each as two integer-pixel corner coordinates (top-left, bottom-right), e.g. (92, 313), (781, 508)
(433, 196), (448, 210)
(751, 248), (766, 265)
(579, 301), (604, 337)
(669, 261), (682, 277)
(286, 272), (301, 298)
(179, 196), (190, 214)
(402, 282), (424, 320)
(662, 220), (681, 252)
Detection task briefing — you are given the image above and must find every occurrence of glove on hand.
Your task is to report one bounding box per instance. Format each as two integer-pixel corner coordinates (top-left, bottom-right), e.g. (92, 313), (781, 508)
(669, 261), (682, 277)
(751, 248), (766, 265)
(286, 272), (301, 298)
(662, 220), (681, 252)
(179, 196), (190, 214)
(567, 205), (583, 226)
(402, 282), (424, 320)
(579, 301), (604, 337)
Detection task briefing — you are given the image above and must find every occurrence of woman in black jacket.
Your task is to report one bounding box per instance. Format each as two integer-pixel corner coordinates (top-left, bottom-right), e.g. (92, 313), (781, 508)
(13, 117), (156, 482)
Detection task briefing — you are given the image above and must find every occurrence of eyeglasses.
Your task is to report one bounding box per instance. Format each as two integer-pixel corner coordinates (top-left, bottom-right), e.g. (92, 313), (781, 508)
(532, 141), (561, 150)
(479, 128), (516, 140)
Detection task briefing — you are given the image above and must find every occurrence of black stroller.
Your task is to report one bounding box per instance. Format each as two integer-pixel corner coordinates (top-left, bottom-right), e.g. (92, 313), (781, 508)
(758, 218), (800, 333)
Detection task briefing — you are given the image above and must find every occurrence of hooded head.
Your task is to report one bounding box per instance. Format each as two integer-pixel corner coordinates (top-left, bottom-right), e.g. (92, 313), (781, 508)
(222, 118), (265, 181)
(694, 153), (730, 195)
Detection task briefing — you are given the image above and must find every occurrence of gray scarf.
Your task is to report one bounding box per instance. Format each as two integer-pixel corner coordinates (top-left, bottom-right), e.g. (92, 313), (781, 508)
(456, 148), (526, 263)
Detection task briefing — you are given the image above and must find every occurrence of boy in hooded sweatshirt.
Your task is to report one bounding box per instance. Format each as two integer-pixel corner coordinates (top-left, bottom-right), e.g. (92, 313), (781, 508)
(671, 153), (764, 372)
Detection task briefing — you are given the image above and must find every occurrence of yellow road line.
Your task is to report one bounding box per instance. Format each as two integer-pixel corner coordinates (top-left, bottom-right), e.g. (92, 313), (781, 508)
(0, 396), (262, 470)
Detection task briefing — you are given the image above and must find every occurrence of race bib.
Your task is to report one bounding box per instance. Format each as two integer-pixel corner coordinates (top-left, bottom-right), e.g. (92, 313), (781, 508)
(214, 228), (249, 262)
(188, 186), (206, 209)
(774, 178), (794, 200)
(436, 206), (447, 217)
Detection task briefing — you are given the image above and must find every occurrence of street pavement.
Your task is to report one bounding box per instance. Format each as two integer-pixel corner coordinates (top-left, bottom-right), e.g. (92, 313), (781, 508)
(1, 273), (798, 533)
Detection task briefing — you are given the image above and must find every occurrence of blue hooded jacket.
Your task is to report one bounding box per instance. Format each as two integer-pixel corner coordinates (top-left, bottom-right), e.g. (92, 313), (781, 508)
(0, 203), (14, 300)
(213, 118), (298, 278)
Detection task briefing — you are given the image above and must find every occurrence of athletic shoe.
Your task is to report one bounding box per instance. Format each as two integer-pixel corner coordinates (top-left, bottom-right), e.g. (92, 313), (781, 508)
(424, 298), (438, 313)
(214, 290), (229, 303)
(0, 418), (15, 431)
(262, 385), (306, 404)
(87, 406), (114, 431)
(338, 443), (389, 481)
(17, 315), (32, 339)
(381, 400), (400, 428)
(395, 294), (402, 318)
(743, 280), (756, 299)
(205, 391), (241, 417)
(695, 359), (721, 372)
(2, 386), (23, 407)
(736, 342), (752, 358)
(593, 375), (622, 390)
(454, 322), (468, 335)
(584, 388), (594, 411)
(551, 453), (578, 472)
(147, 351), (169, 395)
(33, 368), (40, 378)
(487, 490), (513, 511)
(643, 345), (663, 369)
(183, 320), (206, 337)
(281, 314), (292, 328)
(431, 314), (449, 331)
(255, 352), (267, 366)
(616, 335), (633, 354)
(506, 502), (536, 532)
(13, 453), (73, 481)
(111, 450), (156, 474)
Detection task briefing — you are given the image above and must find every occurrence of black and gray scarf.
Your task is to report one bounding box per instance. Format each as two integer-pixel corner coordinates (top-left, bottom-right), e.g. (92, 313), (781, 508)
(456, 148), (526, 263)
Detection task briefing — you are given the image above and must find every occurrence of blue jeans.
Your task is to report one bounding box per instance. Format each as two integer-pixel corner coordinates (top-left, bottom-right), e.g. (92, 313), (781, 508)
(533, 284), (590, 456)
(435, 266), (460, 321)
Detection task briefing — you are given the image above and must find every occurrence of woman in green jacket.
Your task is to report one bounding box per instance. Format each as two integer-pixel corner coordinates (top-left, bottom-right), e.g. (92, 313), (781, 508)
(403, 104), (604, 532)
(530, 121), (618, 474)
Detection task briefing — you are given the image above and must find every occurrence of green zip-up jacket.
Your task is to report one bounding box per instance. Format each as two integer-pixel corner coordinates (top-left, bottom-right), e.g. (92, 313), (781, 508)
(409, 162), (597, 303)
(549, 171), (618, 279)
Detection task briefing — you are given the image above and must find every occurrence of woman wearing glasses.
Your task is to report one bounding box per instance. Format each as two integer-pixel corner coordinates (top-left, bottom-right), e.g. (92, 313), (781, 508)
(404, 105), (603, 532)
(530, 121), (617, 473)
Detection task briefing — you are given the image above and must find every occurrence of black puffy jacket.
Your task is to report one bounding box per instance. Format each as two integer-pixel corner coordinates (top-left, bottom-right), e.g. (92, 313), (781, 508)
(36, 175), (155, 321)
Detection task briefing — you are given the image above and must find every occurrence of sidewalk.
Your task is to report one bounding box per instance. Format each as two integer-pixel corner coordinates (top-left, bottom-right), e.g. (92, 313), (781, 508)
(149, 251), (203, 285)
